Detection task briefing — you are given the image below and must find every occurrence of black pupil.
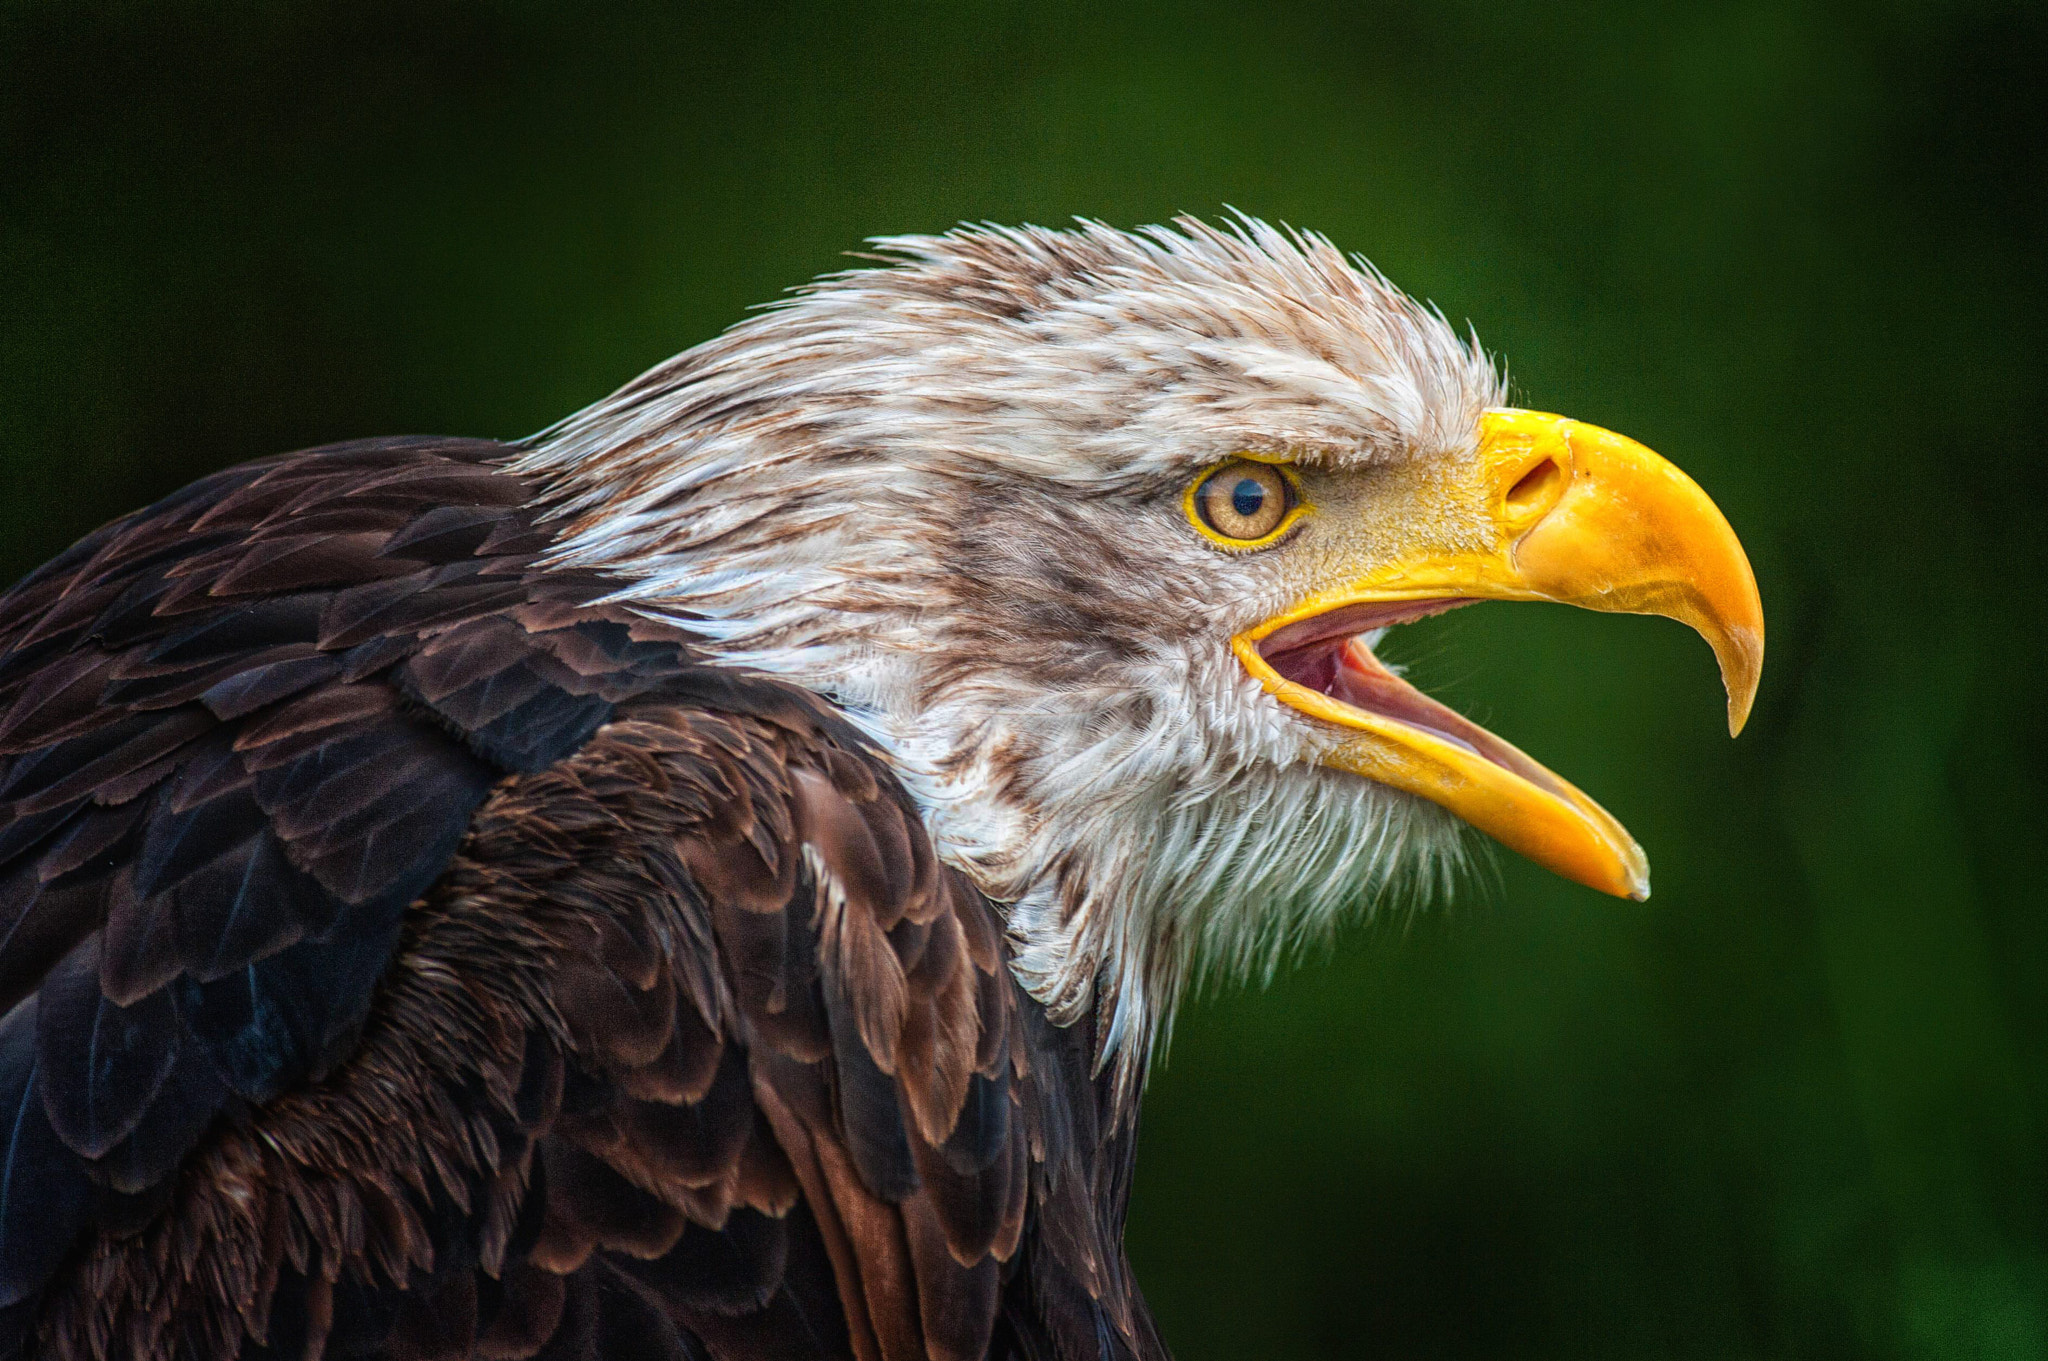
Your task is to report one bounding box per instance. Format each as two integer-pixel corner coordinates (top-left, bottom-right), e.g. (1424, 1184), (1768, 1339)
(1230, 477), (1266, 520)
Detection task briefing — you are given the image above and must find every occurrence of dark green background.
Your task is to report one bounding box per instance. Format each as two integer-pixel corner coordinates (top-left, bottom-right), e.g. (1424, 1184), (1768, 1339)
(4, 3), (2043, 1357)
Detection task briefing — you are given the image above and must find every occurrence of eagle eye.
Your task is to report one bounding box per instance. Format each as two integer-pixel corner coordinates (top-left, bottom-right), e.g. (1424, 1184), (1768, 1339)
(1188, 458), (1300, 546)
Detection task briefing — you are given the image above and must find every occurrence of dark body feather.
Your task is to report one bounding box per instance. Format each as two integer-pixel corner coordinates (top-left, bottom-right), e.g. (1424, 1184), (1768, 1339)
(0, 438), (1162, 1361)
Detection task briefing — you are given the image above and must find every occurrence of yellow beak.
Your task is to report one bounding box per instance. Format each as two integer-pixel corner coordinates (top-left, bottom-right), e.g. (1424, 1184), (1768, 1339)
(1232, 408), (1764, 900)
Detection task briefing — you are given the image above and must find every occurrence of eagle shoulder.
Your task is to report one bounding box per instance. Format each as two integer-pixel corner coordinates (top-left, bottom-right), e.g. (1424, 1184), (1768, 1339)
(0, 438), (1158, 1360)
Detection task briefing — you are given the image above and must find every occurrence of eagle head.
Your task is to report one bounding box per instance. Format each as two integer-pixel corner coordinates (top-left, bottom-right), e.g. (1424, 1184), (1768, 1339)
(516, 216), (1762, 1078)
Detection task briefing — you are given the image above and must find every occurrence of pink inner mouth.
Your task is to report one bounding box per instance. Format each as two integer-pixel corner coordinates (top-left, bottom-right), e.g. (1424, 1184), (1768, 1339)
(1256, 600), (1569, 798)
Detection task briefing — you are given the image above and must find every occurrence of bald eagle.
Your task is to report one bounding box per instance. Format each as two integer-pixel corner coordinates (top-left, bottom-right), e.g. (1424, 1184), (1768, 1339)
(0, 219), (1760, 1360)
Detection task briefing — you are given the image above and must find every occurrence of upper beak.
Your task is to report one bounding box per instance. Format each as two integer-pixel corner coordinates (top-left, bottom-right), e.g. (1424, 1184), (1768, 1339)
(1232, 408), (1764, 900)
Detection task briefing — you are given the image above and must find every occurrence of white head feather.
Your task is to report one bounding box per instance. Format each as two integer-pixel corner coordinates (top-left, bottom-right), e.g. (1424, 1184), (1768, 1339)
(511, 215), (1504, 1093)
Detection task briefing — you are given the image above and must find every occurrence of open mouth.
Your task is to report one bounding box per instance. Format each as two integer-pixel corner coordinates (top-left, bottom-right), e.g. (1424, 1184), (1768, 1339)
(1230, 595), (1653, 902)
(1255, 600), (1572, 804)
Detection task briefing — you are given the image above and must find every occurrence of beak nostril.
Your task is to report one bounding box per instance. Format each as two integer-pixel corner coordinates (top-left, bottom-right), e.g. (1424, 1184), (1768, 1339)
(1505, 457), (1565, 517)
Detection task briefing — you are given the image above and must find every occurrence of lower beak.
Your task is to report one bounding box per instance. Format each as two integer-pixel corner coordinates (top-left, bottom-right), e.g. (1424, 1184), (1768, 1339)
(1232, 408), (1763, 900)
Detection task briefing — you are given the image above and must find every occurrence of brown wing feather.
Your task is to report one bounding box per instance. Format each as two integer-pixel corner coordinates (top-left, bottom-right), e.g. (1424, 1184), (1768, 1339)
(3, 437), (1160, 1360)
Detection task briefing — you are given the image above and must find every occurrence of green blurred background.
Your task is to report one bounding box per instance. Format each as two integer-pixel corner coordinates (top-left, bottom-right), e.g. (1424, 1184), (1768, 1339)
(3, 3), (2043, 1357)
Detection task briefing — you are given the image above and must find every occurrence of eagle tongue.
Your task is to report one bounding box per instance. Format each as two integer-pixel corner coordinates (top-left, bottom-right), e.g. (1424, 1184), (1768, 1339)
(1331, 638), (1570, 798)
